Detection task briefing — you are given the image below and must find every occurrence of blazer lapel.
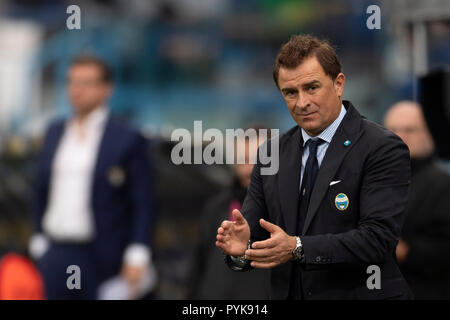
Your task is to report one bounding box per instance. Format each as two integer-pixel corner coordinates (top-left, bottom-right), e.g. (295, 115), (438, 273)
(302, 102), (363, 235)
(44, 121), (66, 172)
(92, 117), (114, 191)
(278, 127), (303, 236)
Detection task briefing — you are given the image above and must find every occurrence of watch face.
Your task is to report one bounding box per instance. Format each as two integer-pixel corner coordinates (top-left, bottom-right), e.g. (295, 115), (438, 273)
(293, 247), (302, 259)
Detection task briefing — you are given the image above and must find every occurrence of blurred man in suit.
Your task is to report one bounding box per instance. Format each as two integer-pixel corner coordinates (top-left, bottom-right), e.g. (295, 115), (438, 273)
(216, 34), (412, 299)
(188, 126), (270, 299)
(29, 55), (154, 299)
(384, 101), (450, 299)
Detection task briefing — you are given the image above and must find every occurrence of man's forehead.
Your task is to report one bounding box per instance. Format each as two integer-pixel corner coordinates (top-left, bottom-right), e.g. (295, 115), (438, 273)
(278, 57), (327, 87)
(69, 64), (102, 74)
(386, 105), (424, 126)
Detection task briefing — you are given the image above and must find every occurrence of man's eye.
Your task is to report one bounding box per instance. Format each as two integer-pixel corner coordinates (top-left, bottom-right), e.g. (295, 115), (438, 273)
(308, 86), (318, 92)
(285, 91), (296, 98)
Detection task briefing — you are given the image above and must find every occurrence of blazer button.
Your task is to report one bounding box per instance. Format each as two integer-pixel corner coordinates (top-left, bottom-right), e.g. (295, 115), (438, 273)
(315, 256), (322, 262)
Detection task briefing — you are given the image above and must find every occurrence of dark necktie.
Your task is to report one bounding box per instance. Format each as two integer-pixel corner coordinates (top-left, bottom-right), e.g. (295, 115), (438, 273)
(297, 138), (324, 234)
(289, 138), (324, 300)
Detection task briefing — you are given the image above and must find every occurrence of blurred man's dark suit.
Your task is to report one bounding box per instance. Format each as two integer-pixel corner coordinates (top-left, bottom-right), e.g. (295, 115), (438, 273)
(32, 116), (153, 299)
(188, 178), (270, 299)
(399, 155), (450, 299)
(239, 100), (412, 299)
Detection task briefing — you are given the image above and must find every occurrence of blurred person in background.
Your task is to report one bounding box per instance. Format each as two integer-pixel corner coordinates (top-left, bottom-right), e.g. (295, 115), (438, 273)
(187, 125), (270, 299)
(29, 55), (155, 299)
(384, 101), (450, 299)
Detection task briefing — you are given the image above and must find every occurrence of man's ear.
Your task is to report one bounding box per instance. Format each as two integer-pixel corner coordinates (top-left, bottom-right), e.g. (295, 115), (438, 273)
(334, 73), (345, 99)
(104, 83), (114, 98)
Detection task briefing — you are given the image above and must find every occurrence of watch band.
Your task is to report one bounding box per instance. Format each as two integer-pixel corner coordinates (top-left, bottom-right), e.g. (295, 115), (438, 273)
(224, 240), (253, 271)
(293, 236), (304, 261)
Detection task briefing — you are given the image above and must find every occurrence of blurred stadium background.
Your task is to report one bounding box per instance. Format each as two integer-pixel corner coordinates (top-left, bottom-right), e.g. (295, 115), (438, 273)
(0, 0), (448, 299)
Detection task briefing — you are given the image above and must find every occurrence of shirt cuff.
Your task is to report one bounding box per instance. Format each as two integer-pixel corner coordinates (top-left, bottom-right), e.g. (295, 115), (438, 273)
(29, 233), (49, 260)
(123, 244), (151, 268)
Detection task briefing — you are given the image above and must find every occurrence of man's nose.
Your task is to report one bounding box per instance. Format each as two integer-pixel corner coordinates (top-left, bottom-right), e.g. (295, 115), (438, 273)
(296, 93), (310, 109)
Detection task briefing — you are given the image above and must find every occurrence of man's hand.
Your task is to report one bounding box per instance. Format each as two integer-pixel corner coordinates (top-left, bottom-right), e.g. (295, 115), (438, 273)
(396, 238), (410, 263)
(244, 219), (296, 269)
(216, 209), (250, 256)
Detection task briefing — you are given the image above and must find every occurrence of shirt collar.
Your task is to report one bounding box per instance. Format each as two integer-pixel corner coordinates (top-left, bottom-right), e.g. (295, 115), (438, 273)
(301, 103), (347, 146)
(71, 105), (109, 131)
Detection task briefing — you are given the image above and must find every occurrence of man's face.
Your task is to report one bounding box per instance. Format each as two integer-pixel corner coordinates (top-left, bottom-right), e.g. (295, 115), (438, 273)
(384, 103), (434, 159)
(277, 56), (345, 136)
(67, 64), (112, 115)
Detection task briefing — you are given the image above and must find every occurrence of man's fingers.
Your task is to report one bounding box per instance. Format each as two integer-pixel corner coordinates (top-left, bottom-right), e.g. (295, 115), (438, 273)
(259, 219), (279, 233)
(220, 220), (234, 230)
(218, 221), (232, 236)
(251, 238), (277, 249)
(248, 256), (274, 263)
(216, 232), (230, 242)
(245, 248), (274, 262)
(232, 209), (245, 224)
(245, 248), (272, 258)
(216, 238), (235, 256)
(250, 261), (278, 269)
(216, 240), (226, 249)
(216, 241), (229, 253)
(216, 235), (230, 246)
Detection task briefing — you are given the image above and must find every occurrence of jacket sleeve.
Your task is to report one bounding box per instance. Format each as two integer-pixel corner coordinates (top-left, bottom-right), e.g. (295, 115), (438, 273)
(224, 147), (271, 272)
(30, 124), (54, 234)
(128, 134), (154, 246)
(300, 134), (411, 266)
(242, 160), (271, 244)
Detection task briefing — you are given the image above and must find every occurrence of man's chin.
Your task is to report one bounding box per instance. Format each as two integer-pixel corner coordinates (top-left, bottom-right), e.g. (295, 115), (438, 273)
(71, 105), (96, 114)
(296, 120), (318, 132)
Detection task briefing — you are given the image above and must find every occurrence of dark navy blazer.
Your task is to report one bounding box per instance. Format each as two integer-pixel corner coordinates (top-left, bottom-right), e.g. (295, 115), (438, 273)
(240, 101), (412, 299)
(31, 116), (154, 281)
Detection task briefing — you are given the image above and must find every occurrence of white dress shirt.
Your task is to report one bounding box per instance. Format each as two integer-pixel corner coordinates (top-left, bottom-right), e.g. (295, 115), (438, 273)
(30, 106), (150, 268)
(299, 104), (347, 190)
(42, 106), (107, 241)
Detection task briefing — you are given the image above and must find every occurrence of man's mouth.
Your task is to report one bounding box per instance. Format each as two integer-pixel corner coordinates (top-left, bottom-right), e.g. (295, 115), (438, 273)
(295, 111), (317, 117)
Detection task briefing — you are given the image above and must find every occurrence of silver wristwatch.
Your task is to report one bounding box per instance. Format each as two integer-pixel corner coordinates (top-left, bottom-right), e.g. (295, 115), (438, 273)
(230, 240), (252, 266)
(292, 236), (303, 261)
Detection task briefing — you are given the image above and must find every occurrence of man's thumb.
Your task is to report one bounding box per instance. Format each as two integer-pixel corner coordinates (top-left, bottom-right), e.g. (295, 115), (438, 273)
(260, 219), (278, 233)
(232, 209), (244, 223)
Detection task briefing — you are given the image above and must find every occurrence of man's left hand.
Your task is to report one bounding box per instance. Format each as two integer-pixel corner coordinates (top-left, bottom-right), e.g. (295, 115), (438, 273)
(244, 219), (297, 269)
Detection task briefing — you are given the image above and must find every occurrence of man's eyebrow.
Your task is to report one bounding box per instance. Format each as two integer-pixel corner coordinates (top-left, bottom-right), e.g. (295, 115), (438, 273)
(302, 80), (321, 88)
(281, 87), (298, 94)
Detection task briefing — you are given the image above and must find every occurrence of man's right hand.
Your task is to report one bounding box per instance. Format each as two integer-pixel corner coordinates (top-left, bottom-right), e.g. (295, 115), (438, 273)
(216, 209), (250, 256)
(29, 233), (49, 261)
